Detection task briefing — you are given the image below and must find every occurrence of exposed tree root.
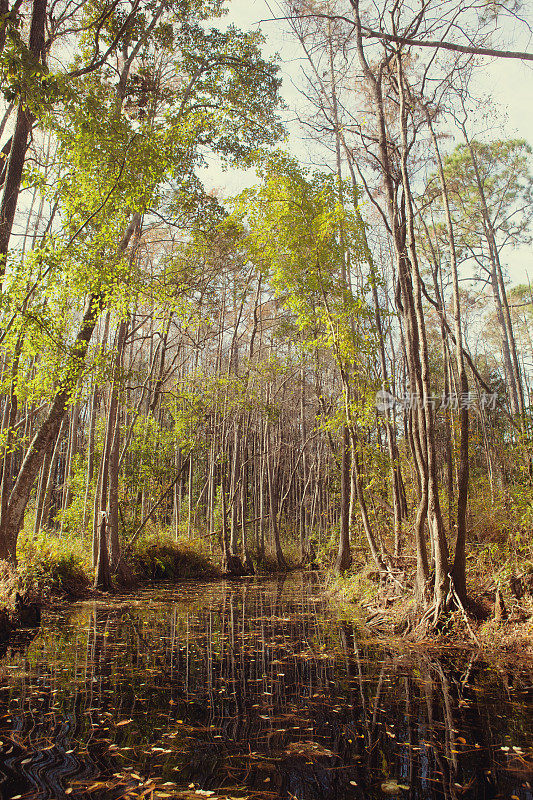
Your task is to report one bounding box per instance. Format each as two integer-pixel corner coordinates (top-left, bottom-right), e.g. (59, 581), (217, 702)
(416, 575), (480, 645)
(361, 571), (483, 646)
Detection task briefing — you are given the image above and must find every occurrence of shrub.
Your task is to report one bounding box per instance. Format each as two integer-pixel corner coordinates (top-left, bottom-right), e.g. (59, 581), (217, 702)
(129, 535), (219, 581)
(17, 530), (91, 597)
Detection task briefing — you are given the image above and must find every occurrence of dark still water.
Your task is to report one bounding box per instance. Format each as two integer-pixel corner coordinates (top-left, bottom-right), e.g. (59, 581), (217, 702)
(0, 574), (531, 800)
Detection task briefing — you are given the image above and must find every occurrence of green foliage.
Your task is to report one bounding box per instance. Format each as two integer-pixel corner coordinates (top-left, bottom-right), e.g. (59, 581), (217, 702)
(54, 453), (93, 536)
(0, 8), (60, 109)
(425, 138), (533, 270)
(0, 0), (283, 441)
(469, 479), (533, 552)
(228, 153), (378, 427)
(232, 154), (366, 314)
(17, 531), (91, 597)
(326, 564), (378, 610)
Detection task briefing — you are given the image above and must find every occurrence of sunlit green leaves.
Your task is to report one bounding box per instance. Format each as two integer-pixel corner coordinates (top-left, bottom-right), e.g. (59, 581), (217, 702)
(228, 153), (377, 426)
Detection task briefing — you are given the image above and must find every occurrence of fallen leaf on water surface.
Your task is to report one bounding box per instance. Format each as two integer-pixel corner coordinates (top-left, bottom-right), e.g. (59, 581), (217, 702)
(381, 780), (410, 793)
(285, 741), (334, 758)
(77, 781), (111, 793)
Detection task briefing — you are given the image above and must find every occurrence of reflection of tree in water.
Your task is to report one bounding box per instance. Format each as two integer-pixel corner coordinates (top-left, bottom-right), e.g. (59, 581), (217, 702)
(0, 577), (530, 799)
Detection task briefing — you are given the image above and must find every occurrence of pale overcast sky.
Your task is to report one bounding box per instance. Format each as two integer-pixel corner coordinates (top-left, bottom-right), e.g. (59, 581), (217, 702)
(207, 0), (533, 162)
(201, 0), (533, 282)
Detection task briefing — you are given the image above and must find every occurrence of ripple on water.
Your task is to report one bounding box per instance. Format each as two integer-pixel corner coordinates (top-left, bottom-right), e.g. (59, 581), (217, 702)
(0, 574), (531, 800)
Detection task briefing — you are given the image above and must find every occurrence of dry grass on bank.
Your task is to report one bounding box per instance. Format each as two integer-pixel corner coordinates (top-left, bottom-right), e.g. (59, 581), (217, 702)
(0, 531), (223, 606)
(327, 552), (533, 663)
(129, 535), (220, 581)
(324, 480), (533, 657)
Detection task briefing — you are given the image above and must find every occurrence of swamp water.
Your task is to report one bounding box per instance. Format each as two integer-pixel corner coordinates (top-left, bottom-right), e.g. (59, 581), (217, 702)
(0, 574), (531, 800)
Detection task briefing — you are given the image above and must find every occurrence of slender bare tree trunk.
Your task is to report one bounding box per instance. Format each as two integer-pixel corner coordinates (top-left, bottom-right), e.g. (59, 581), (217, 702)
(33, 447), (53, 535)
(82, 385), (99, 532)
(107, 318), (128, 566)
(40, 420), (65, 533)
(59, 401), (79, 536)
(351, 5), (431, 602)
(425, 108), (470, 601)
(397, 58), (449, 618)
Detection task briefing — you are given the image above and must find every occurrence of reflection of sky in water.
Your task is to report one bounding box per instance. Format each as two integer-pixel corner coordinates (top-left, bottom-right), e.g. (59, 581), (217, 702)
(0, 574), (531, 800)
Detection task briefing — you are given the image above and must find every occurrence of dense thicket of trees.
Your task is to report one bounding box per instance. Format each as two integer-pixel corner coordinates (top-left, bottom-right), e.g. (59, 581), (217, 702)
(0, 0), (532, 629)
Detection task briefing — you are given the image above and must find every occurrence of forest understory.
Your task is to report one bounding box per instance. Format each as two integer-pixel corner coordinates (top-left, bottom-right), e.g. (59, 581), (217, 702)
(1, 490), (532, 661)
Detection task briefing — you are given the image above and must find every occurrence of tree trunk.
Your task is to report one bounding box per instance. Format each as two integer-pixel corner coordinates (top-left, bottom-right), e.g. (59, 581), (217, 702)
(40, 420), (65, 532)
(351, 9), (432, 604)
(266, 436), (287, 569)
(94, 513), (113, 591)
(33, 446), (53, 535)
(0, 0), (46, 286)
(0, 215), (139, 563)
(99, 318), (128, 568)
(82, 386), (99, 532)
(397, 60), (449, 619)
(425, 109), (470, 601)
(335, 426), (352, 571)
